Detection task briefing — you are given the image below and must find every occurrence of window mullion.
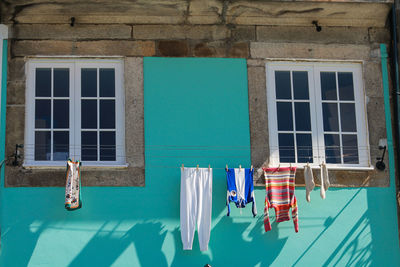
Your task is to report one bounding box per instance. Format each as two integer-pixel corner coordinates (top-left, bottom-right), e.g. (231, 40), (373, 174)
(312, 66), (325, 165)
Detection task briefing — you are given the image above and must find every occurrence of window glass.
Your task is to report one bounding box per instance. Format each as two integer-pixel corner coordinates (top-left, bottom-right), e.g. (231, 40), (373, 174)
(338, 72), (355, 101)
(267, 62), (368, 167)
(26, 60), (124, 166)
(54, 69), (69, 97)
(293, 71), (309, 100)
(275, 71), (291, 99)
(35, 68), (51, 97)
(321, 72), (337, 100)
(277, 102), (293, 131)
(278, 133), (295, 163)
(100, 69), (115, 97)
(82, 68), (97, 97)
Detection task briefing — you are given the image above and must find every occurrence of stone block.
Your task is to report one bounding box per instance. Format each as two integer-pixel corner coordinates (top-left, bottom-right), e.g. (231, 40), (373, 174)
(247, 59), (265, 67)
(5, 166), (145, 187)
(7, 57), (26, 82)
(124, 57), (145, 168)
(12, 24), (132, 40)
(7, 81), (25, 105)
(231, 26), (256, 41)
(256, 26), (369, 44)
(5, 106), (25, 159)
(248, 66), (269, 168)
(192, 41), (227, 58)
(368, 27), (391, 43)
(364, 61), (383, 98)
(158, 40), (189, 57)
(74, 41), (155, 56)
(228, 42), (249, 58)
(12, 40), (155, 56)
(133, 25), (229, 40)
(187, 0), (223, 25)
(250, 42), (371, 60)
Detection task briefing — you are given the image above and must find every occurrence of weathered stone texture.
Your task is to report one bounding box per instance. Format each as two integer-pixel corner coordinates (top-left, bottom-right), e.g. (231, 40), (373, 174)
(192, 41), (227, 58)
(158, 40), (189, 57)
(256, 26), (369, 44)
(12, 24), (132, 40)
(368, 27), (391, 43)
(5, 106), (25, 159)
(133, 25), (229, 40)
(231, 26), (256, 42)
(12, 40), (155, 56)
(124, 57), (145, 169)
(247, 66), (269, 172)
(7, 81), (25, 105)
(250, 42), (371, 60)
(228, 42), (249, 58)
(8, 57), (25, 82)
(364, 61), (384, 97)
(5, 167), (145, 187)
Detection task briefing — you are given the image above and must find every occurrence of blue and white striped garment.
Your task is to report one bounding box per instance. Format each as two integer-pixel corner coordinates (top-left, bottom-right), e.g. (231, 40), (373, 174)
(226, 168), (257, 217)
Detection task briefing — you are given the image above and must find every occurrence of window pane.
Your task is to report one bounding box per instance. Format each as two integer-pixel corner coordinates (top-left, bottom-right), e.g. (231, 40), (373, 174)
(53, 100), (69, 129)
(320, 72), (337, 100)
(340, 103), (357, 132)
(338, 72), (355, 101)
(54, 68), (69, 97)
(342, 134), (359, 164)
(293, 71), (309, 100)
(100, 131), (116, 161)
(278, 133), (295, 163)
(275, 71), (291, 99)
(35, 131), (51, 161)
(100, 69), (115, 97)
(295, 102), (311, 131)
(277, 102), (293, 131)
(35, 100), (51, 128)
(53, 131), (69, 161)
(35, 68), (51, 97)
(82, 132), (97, 161)
(81, 68), (97, 97)
(100, 100), (115, 129)
(296, 134), (313, 163)
(324, 134), (341, 164)
(81, 100), (97, 129)
(322, 103), (339, 132)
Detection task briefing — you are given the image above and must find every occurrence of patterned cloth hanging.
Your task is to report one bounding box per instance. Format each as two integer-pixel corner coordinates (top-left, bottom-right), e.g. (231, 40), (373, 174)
(263, 167), (298, 233)
(65, 160), (82, 211)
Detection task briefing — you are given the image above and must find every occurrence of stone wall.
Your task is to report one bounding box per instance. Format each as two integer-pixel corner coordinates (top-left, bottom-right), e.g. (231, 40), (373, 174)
(4, 21), (392, 187)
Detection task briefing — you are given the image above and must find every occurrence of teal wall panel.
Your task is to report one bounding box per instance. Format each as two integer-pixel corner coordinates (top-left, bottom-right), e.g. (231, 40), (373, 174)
(0, 57), (399, 266)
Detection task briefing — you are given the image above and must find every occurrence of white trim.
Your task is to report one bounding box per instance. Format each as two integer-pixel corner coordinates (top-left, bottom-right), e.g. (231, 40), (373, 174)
(266, 61), (370, 168)
(24, 58), (126, 166)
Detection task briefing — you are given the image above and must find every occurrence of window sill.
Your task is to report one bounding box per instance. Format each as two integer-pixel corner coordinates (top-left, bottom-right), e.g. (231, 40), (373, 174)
(22, 163), (130, 170)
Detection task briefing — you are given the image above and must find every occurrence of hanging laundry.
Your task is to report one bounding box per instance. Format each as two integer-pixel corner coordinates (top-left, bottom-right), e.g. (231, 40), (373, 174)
(320, 162), (330, 199)
(226, 168), (257, 217)
(304, 164), (315, 202)
(263, 167), (298, 233)
(180, 167), (212, 251)
(65, 160), (82, 211)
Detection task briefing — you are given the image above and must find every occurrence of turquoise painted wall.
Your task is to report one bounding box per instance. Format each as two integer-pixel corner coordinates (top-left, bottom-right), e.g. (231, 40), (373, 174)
(0, 57), (399, 266)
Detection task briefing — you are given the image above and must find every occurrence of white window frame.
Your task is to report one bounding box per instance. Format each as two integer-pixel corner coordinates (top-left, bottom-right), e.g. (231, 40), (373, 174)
(24, 58), (126, 167)
(267, 61), (370, 169)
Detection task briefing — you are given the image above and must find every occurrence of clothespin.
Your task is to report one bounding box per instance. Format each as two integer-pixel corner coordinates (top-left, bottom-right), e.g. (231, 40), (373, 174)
(239, 165), (242, 171)
(196, 164), (199, 171)
(181, 164), (184, 170)
(226, 164), (228, 171)
(208, 164), (211, 171)
(251, 164), (253, 171)
(290, 163), (292, 169)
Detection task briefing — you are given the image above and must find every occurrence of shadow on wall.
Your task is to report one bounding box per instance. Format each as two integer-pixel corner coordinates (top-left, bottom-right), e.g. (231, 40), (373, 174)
(69, 221), (168, 267)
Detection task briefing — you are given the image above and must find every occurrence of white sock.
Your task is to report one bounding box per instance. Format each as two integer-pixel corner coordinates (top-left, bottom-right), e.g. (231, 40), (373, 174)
(320, 163), (329, 199)
(304, 165), (315, 202)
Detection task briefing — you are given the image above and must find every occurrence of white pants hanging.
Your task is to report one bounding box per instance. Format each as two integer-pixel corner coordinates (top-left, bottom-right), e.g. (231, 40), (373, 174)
(180, 167), (213, 251)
